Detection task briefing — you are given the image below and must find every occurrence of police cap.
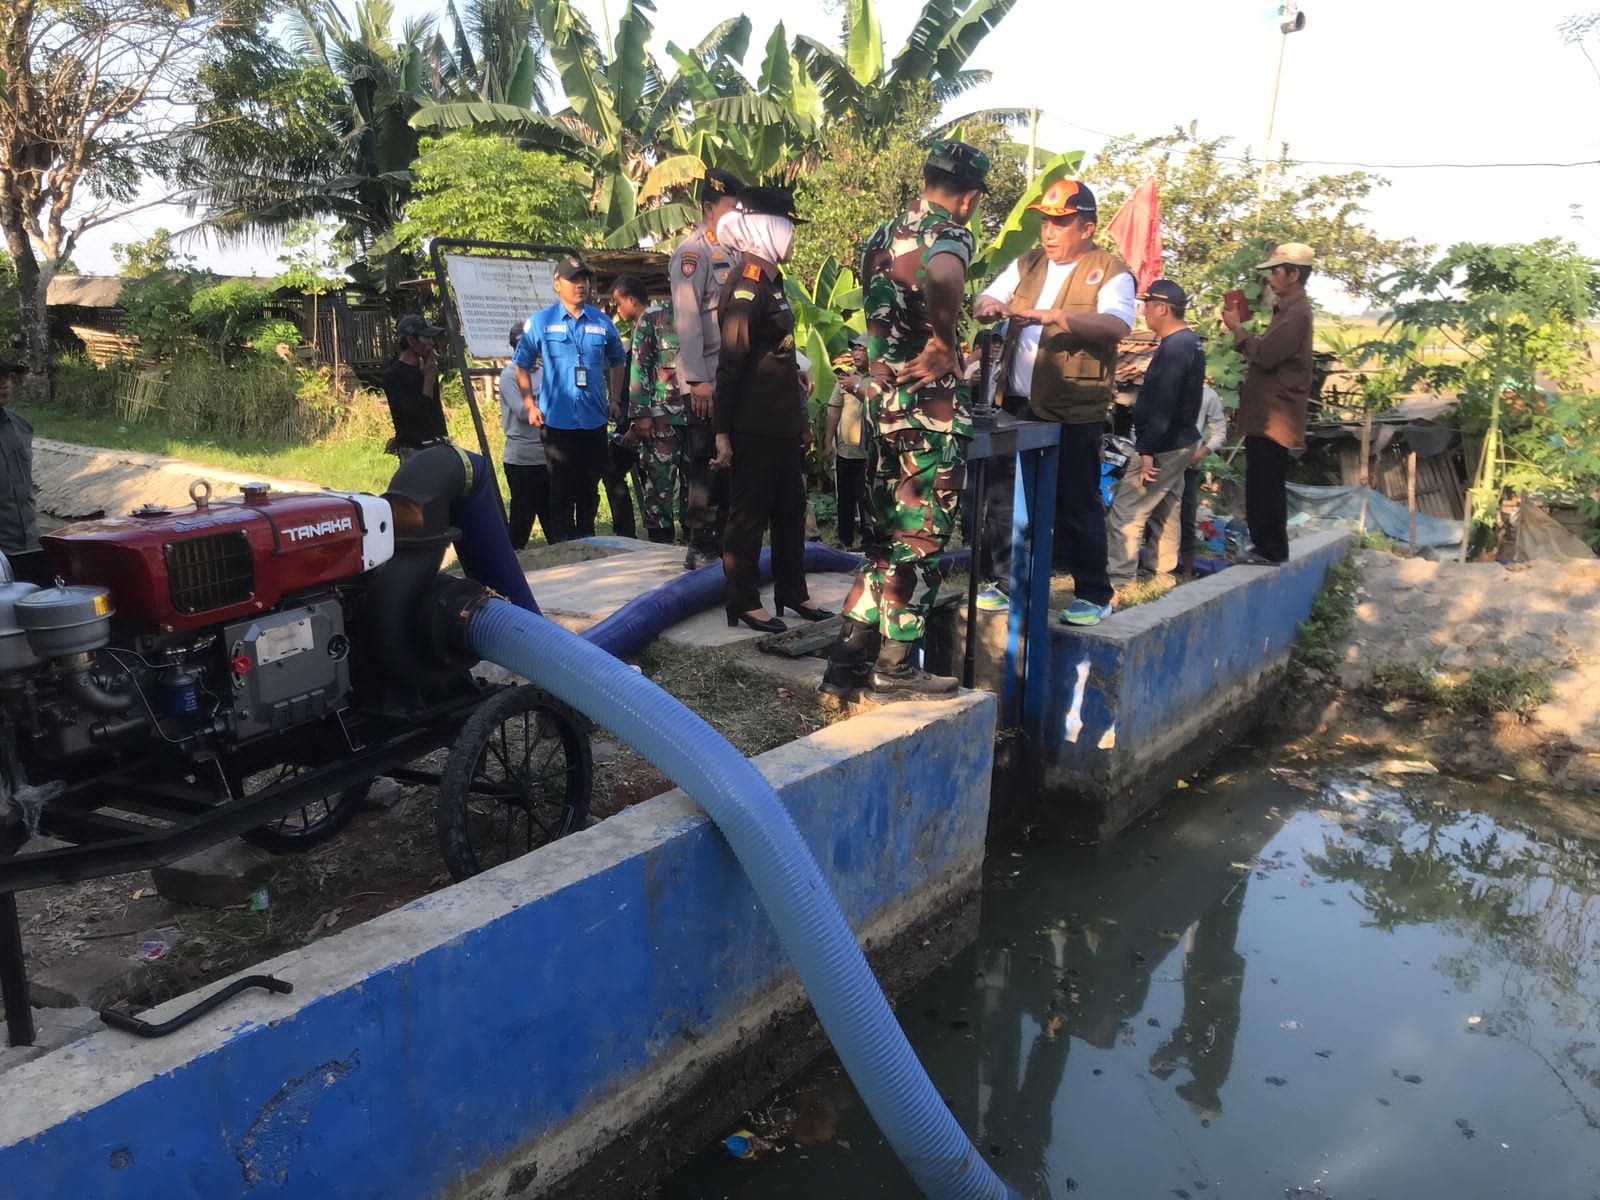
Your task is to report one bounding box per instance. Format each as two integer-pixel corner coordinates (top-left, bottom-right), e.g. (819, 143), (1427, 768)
(699, 168), (745, 206)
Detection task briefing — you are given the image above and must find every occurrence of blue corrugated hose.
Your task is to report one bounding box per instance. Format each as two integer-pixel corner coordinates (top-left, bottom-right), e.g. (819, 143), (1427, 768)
(467, 599), (1022, 1200)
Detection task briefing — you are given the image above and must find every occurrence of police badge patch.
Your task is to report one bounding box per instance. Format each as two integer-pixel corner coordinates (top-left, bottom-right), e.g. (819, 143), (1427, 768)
(679, 253), (699, 278)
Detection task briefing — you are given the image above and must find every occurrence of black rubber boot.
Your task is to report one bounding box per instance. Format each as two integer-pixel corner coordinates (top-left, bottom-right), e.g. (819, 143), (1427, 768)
(869, 639), (957, 699)
(646, 526), (676, 545)
(819, 619), (880, 701)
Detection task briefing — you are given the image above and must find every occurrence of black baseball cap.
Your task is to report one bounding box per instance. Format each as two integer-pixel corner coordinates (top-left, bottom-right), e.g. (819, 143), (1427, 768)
(552, 255), (593, 281)
(925, 138), (991, 192)
(396, 313), (445, 338)
(699, 168), (745, 206)
(1137, 279), (1188, 311)
(738, 186), (805, 223)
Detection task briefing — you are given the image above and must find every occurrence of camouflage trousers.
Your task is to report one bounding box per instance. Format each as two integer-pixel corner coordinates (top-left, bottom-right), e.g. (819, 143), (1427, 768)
(636, 421), (682, 535)
(841, 429), (968, 643)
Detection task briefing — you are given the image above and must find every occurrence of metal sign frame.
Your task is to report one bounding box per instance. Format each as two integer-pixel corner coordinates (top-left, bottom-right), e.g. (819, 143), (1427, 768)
(427, 238), (581, 507)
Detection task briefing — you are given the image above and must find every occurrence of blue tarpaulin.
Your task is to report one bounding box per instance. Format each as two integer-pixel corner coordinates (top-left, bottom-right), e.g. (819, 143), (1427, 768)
(1286, 483), (1462, 549)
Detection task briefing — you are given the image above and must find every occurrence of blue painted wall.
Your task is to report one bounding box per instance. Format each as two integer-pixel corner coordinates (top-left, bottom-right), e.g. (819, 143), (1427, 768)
(1036, 532), (1349, 797)
(0, 695), (995, 1200)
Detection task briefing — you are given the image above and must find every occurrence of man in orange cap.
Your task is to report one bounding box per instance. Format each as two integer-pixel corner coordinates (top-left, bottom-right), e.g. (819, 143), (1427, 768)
(1221, 242), (1315, 565)
(974, 179), (1134, 626)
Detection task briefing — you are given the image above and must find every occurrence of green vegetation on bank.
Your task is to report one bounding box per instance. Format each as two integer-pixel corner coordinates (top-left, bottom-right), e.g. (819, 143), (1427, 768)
(1368, 662), (1557, 722)
(1293, 553), (1361, 674)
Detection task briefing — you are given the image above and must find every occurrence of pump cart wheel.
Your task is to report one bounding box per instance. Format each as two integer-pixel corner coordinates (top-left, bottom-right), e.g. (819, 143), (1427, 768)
(238, 766), (372, 853)
(437, 685), (592, 881)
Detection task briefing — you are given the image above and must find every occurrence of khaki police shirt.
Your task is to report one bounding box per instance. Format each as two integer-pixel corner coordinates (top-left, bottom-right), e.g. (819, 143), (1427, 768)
(668, 223), (738, 392)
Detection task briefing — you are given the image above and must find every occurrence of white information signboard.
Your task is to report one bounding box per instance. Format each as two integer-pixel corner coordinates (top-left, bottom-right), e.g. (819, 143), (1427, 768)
(443, 254), (560, 360)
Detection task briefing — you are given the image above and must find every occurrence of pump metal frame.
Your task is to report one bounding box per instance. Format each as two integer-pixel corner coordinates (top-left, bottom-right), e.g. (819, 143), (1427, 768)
(0, 683), (502, 1049)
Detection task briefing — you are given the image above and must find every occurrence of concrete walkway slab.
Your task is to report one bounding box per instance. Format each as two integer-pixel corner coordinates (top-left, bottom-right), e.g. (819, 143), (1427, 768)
(526, 537), (856, 651)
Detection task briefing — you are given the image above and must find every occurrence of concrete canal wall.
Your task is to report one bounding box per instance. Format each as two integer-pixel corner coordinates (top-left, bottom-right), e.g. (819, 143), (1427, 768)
(0, 692), (997, 1200)
(1034, 529), (1352, 838)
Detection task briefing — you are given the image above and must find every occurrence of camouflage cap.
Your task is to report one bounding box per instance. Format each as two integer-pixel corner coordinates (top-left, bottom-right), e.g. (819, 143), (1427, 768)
(925, 138), (990, 192)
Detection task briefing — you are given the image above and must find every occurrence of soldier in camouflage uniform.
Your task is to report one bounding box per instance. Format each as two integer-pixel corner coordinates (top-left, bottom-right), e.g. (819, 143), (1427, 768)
(612, 276), (682, 543)
(821, 140), (992, 700)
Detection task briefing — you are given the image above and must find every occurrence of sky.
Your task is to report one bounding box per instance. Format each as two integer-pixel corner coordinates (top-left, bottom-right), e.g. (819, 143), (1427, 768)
(70, 0), (1600, 313)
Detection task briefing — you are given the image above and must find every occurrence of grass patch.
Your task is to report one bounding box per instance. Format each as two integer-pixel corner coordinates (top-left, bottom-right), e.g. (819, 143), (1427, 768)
(1048, 571), (1176, 616)
(1293, 553), (1360, 673)
(1368, 661), (1556, 721)
(634, 641), (843, 757)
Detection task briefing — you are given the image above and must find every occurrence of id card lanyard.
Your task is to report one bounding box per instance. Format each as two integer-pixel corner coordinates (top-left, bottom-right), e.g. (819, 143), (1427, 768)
(572, 309), (597, 392)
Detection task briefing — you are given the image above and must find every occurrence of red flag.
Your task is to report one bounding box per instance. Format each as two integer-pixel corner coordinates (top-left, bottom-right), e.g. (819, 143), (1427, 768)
(1105, 177), (1164, 294)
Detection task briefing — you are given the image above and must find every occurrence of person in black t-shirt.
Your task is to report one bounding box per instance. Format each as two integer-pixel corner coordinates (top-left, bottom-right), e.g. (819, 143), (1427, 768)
(1106, 279), (1204, 596)
(382, 313), (449, 460)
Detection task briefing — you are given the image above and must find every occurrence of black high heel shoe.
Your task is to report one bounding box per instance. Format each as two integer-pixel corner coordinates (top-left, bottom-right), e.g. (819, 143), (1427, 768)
(726, 608), (787, 633)
(775, 600), (835, 622)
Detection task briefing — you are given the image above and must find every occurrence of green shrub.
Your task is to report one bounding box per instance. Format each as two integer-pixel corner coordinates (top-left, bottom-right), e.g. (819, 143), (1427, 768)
(50, 356), (128, 415)
(120, 271), (210, 359)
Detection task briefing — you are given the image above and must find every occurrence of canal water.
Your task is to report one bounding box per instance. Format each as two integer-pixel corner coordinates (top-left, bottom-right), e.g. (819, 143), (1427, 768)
(662, 755), (1600, 1199)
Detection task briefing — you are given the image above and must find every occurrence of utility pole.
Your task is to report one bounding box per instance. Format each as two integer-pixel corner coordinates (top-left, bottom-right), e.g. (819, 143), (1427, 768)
(1259, 5), (1306, 210)
(1026, 107), (1039, 180)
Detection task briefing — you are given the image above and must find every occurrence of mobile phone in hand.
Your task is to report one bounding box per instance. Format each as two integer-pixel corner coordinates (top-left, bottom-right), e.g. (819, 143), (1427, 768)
(1224, 289), (1250, 323)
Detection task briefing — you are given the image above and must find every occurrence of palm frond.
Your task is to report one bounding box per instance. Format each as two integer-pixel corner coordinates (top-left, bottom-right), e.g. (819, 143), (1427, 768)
(690, 16), (753, 67)
(792, 36), (866, 118)
(929, 69), (990, 105)
(604, 201), (699, 249)
(932, 0), (1017, 79)
(887, 0), (956, 88)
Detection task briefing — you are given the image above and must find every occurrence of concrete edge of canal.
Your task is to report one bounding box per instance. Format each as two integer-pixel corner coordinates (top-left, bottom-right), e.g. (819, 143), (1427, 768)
(0, 691), (998, 1200)
(1034, 529), (1353, 839)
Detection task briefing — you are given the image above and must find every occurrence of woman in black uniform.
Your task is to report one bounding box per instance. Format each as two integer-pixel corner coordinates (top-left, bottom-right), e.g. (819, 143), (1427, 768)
(711, 187), (833, 633)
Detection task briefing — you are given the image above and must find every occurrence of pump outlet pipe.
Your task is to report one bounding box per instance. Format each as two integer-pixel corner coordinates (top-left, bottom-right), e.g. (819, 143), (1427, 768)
(466, 598), (1022, 1200)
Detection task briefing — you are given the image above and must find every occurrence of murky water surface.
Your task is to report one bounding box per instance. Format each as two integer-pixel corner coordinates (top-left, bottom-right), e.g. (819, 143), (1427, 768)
(663, 760), (1600, 1199)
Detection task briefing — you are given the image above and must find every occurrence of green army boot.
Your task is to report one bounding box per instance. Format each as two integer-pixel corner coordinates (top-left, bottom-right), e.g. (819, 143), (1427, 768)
(819, 619), (880, 701)
(869, 639), (958, 699)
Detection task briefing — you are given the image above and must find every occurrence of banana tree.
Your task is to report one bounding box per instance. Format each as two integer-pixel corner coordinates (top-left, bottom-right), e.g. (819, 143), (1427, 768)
(792, 0), (1026, 140)
(414, 1), (780, 248)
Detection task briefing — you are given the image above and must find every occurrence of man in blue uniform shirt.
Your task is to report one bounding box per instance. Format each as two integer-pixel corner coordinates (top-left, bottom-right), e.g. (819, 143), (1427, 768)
(514, 256), (628, 541)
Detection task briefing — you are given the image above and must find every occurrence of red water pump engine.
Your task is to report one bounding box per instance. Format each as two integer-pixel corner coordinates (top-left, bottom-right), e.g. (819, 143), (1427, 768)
(0, 480), (395, 772)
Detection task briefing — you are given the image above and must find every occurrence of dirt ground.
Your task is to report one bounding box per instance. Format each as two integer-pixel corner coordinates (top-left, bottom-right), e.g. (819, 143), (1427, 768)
(1273, 549), (1600, 793)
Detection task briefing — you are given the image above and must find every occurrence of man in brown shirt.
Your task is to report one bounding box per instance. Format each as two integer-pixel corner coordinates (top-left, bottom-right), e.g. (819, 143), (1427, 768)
(1222, 242), (1315, 565)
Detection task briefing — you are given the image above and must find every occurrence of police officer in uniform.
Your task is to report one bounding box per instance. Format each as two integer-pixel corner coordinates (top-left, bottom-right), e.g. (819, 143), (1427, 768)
(712, 186), (831, 633)
(669, 168), (744, 569)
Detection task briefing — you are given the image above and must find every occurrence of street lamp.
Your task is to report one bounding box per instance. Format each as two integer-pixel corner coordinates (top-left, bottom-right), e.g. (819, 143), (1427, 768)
(1263, 4), (1307, 166)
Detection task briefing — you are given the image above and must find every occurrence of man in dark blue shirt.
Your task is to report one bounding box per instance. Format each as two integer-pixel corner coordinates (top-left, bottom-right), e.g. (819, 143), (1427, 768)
(513, 256), (628, 541)
(1106, 279), (1204, 596)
